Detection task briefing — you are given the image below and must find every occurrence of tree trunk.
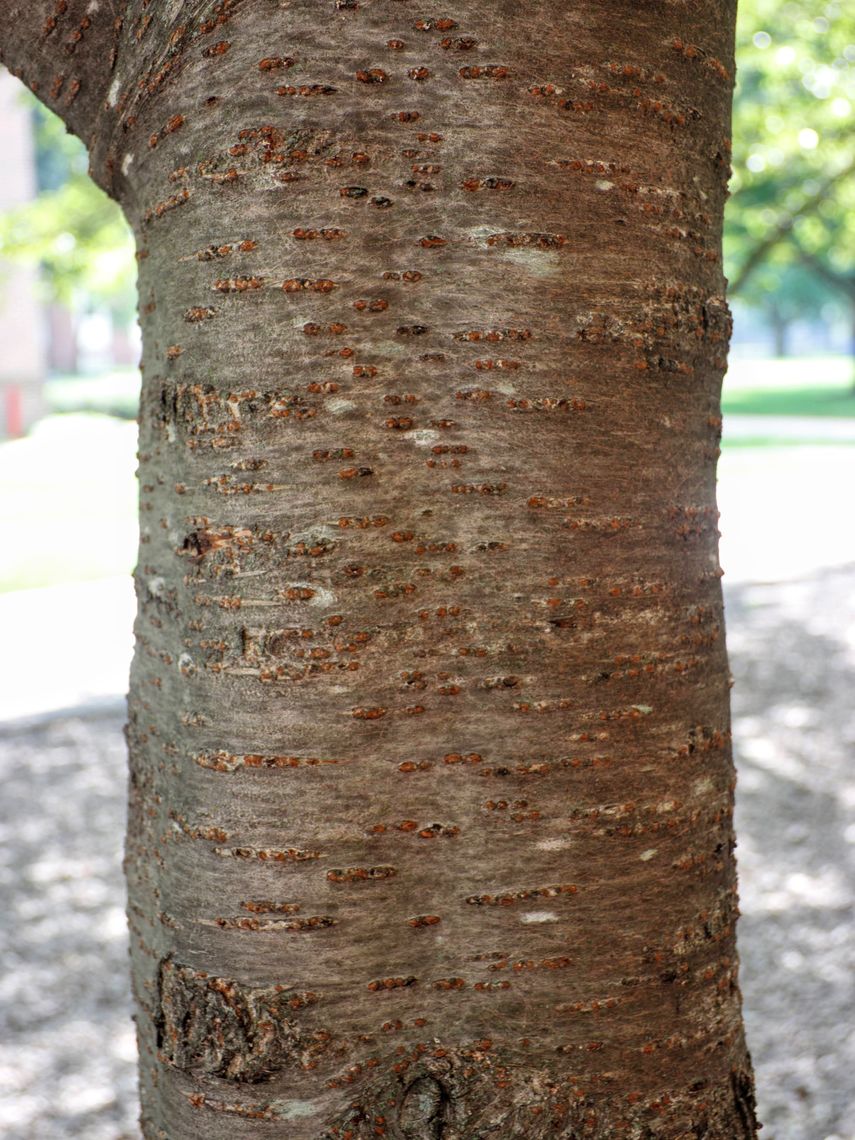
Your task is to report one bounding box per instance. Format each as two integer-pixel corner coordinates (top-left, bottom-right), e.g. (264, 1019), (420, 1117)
(767, 303), (788, 359)
(1, 2), (758, 1136)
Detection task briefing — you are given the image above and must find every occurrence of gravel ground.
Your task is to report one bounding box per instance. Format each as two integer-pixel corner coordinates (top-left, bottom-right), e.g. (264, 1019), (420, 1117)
(728, 568), (855, 1140)
(0, 568), (853, 1140)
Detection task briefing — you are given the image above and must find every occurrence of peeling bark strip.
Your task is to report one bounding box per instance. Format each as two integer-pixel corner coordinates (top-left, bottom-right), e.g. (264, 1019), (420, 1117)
(0, 0), (758, 1137)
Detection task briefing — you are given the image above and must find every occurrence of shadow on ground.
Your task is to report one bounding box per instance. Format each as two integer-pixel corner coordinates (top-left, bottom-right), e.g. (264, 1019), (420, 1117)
(0, 568), (853, 1139)
(0, 707), (136, 1139)
(727, 568), (855, 1140)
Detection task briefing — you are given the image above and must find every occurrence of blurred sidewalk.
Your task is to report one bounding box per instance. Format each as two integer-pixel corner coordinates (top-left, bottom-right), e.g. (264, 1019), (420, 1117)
(0, 576), (134, 724)
(716, 437), (855, 583)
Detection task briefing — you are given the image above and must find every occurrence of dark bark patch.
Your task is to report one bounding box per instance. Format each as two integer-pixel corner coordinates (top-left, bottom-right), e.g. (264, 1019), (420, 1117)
(258, 56), (295, 71)
(458, 64), (510, 79)
(326, 865), (397, 883)
(731, 1067), (760, 1137)
(213, 844), (322, 862)
(276, 83), (337, 97)
(156, 958), (306, 1082)
(355, 68), (388, 84)
(440, 36), (478, 50)
(212, 276), (263, 292)
(142, 187), (190, 225)
(213, 914), (336, 931)
(462, 176), (514, 192)
(486, 231), (566, 249)
(184, 306), (216, 322)
(398, 1075), (449, 1138)
(367, 975), (417, 991)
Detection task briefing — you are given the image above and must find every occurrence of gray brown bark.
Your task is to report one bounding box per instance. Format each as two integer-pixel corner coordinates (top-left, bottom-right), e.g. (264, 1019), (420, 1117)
(1, 1), (758, 1136)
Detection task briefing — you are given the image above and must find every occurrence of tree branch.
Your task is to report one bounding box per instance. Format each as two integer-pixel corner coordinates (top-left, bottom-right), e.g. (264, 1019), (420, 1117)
(729, 156), (855, 296)
(791, 239), (855, 300)
(0, 0), (126, 162)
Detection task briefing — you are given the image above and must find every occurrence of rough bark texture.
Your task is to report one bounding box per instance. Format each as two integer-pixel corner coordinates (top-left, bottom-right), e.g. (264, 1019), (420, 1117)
(1, 1), (758, 1136)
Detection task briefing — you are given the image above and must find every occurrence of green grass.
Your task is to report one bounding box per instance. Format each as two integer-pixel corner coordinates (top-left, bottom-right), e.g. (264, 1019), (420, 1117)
(722, 355), (855, 418)
(721, 435), (855, 448)
(0, 413), (138, 592)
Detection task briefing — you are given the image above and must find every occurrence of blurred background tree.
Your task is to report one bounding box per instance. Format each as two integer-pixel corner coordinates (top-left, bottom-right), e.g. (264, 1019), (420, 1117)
(0, 91), (136, 384)
(727, 0), (855, 365)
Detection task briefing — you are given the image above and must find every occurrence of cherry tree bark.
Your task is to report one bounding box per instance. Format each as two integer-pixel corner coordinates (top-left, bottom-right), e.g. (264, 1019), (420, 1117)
(1, 2), (759, 1136)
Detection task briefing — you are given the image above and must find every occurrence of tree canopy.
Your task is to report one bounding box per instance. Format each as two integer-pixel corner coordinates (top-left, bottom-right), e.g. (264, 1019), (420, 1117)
(0, 92), (135, 324)
(727, 0), (855, 328)
(2, 2), (852, 347)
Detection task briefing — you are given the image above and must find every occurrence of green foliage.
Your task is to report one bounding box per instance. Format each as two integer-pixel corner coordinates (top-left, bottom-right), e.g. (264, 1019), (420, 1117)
(0, 93), (136, 323)
(727, 0), (855, 311)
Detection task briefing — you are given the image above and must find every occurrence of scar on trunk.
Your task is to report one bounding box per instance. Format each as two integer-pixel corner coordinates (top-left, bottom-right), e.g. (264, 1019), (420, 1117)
(155, 957), (317, 1081)
(398, 1074), (450, 1138)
